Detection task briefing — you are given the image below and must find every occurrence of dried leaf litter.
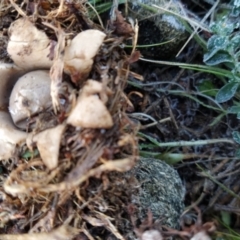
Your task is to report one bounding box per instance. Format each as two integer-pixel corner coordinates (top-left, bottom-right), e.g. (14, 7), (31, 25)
(0, 1), (185, 239)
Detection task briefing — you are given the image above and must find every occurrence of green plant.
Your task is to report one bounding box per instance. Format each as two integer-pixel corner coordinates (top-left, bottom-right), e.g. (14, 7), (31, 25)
(203, 16), (240, 103)
(201, 1), (240, 148)
(136, 2), (240, 151)
(214, 216), (240, 240)
(139, 2), (240, 103)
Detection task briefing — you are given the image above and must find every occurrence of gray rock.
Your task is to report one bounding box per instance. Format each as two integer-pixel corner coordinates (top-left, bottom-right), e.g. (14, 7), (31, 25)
(106, 158), (185, 239)
(126, 158), (185, 229)
(127, 0), (188, 59)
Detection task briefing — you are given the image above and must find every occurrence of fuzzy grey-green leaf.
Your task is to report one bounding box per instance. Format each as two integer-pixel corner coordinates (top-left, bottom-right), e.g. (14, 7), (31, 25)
(216, 81), (239, 103)
(228, 105), (240, 114)
(204, 52), (233, 66)
(233, 131), (240, 144)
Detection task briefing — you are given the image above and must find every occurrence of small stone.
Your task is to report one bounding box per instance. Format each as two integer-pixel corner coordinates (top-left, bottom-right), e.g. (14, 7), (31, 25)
(106, 158), (185, 239)
(126, 158), (185, 229)
(127, 0), (188, 59)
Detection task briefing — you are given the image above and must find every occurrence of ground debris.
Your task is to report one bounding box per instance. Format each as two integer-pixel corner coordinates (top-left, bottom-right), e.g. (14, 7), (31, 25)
(0, 225), (79, 240)
(0, 0), (139, 238)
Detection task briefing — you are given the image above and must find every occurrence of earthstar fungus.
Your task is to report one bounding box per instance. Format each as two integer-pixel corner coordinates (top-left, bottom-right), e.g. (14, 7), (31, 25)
(64, 30), (106, 84)
(0, 111), (27, 160)
(7, 18), (55, 70)
(27, 124), (65, 170)
(67, 80), (113, 129)
(9, 70), (52, 130)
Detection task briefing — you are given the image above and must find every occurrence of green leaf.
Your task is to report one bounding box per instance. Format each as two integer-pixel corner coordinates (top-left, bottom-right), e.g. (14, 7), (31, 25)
(138, 132), (161, 147)
(158, 153), (185, 165)
(196, 79), (218, 97)
(139, 151), (161, 158)
(207, 35), (228, 51)
(216, 82), (239, 103)
(209, 113), (225, 127)
(204, 36), (229, 63)
(232, 35), (240, 50)
(235, 148), (240, 157)
(228, 105), (240, 114)
(204, 52), (233, 66)
(233, 73), (240, 82)
(233, 131), (240, 144)
(221, 211), (231, 226)
(139, 143), (158, 150)
(21, 149), (39, 159)
(210, 17), (235, 35)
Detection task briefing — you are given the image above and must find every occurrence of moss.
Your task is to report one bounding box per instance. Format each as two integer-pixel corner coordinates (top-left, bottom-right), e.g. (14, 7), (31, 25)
(105, 158), (185, 239)
(127, 158), (185, 229)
